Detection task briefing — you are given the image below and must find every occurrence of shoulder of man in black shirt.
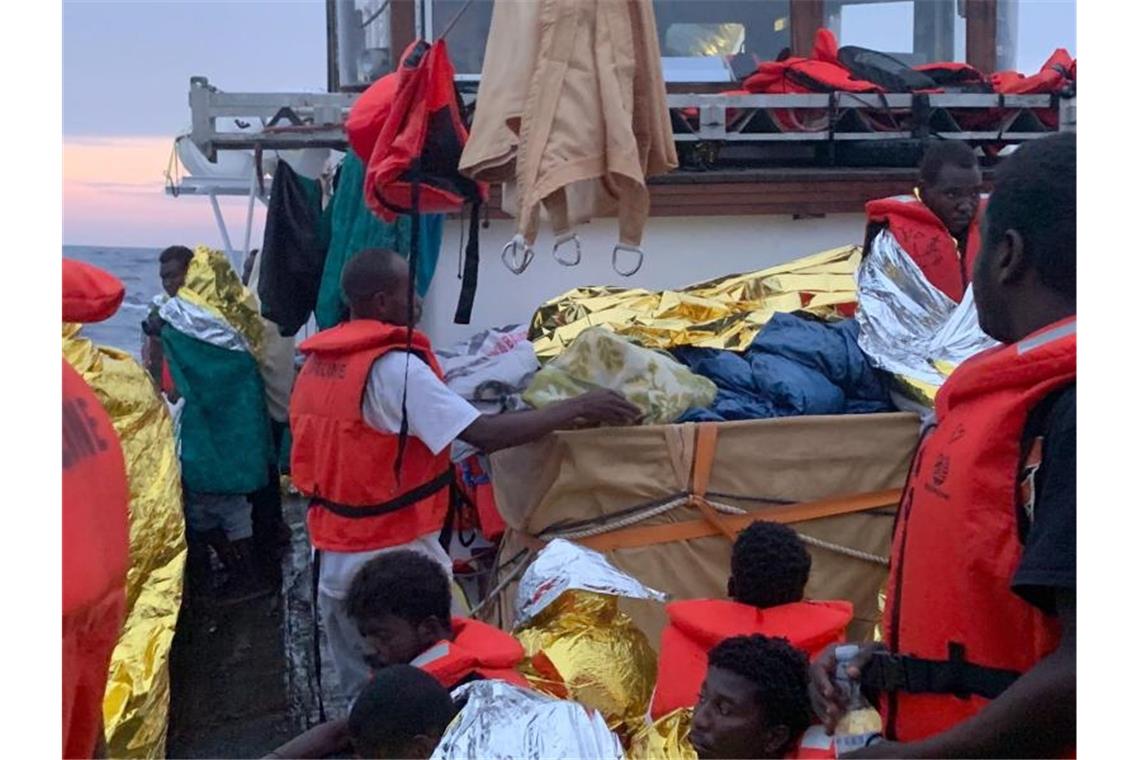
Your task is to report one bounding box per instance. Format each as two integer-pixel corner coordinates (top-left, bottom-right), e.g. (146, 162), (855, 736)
(1012, 383), (1076, 616)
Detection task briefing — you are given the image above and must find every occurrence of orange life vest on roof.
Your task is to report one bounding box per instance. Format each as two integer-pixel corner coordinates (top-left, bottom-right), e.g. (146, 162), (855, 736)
(290, 320), (453, 553)
(62, 358), (130, 759)
(865, 193), (987, 303)
(650, 598), (853, 720)
(412, 617), (529, 689)
(877, 318), (1075, 743)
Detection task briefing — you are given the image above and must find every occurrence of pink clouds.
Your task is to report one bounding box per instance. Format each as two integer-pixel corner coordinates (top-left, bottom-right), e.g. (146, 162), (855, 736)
(63, 136), (266, 248)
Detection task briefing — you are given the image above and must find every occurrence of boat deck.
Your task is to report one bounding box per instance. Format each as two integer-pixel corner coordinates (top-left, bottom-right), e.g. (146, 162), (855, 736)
(166, 494), (349, 758)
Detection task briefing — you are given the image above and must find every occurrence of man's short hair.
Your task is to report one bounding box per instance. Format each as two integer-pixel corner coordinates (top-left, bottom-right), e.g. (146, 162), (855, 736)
(345, 550), (451, 626)
(983, 132), (1076, 299)
(919, 140), (980, 186)
(341, 247), (404, 305)
(348, 664), (457, 758)
(731, 521), (811, 608)
(159, 245), (194, 268)
(707, 635), (813, 740)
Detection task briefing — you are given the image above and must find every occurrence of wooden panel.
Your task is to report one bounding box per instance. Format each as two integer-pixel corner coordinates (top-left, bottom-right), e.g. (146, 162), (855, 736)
(965, 0), (998, 73)
(790, 0), (825, 57)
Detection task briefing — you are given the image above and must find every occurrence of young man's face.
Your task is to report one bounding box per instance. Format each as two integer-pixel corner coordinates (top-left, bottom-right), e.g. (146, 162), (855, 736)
(160, 259), (189, 297)
(357, 614), (439, 671)
(921, 163), (984, 237)
(690, 666), (789, 759)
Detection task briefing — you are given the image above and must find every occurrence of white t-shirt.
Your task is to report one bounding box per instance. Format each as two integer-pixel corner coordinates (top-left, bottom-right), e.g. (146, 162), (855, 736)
(317, 351), (481, 600)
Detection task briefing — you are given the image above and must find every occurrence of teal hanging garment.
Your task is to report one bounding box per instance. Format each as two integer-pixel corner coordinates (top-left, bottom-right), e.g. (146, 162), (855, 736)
(316, 149), (444, 329)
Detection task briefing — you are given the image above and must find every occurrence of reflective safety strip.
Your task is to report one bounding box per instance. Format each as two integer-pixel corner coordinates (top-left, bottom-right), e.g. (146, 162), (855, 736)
(411, 641), (452, 668)
(1017, 320), (1076, 355)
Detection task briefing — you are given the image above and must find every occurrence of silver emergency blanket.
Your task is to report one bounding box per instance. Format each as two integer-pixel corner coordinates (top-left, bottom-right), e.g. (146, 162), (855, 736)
(436, 325), (540, 463)
(157, 295), (252, 354)
(514, 539), (667, 628)
(430, 679), (623, 760)
(855, 229), (997, 405)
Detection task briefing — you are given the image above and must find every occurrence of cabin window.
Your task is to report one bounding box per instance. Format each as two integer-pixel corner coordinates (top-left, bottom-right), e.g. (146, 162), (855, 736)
(823, 0), (966, 66)
(428, 0), (792, 82)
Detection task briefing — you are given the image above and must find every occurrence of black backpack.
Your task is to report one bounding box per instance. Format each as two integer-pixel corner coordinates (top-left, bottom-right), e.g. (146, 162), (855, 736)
(837, 46), (938, 92)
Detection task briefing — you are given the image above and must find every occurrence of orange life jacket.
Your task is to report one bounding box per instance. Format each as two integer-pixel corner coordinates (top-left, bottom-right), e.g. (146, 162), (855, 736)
(743, 29), (881, 133)
(865, 194), (987, 303)
(290, 320), (453, 553)
(62, 259), (125, 323)
(878, 318), (1075, 743)
(413, 617), (529, 689)
(650, 598), (853, 720)
(62, 358), (130, 759)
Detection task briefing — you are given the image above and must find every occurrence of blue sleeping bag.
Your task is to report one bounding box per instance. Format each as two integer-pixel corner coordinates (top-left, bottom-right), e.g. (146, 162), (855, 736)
(674, 314), (893, 422)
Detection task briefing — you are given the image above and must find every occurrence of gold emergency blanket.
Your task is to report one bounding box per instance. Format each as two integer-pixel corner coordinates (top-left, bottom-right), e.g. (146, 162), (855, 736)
(529, 246), (861, 360)
(63, 324), (186, 759)
(521, 326), (717, 424)
(515, 590), (659, 741)
(628, 708), (697, 760)
(176, 246), (264, 357)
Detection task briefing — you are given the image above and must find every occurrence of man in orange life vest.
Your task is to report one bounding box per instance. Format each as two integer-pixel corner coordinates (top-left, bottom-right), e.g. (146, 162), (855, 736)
(62, 260), (131, 758)
(651, 521), (852, 721)
(690, 635), (824, 759)
(290, 247), (641, 701)
(811, 132), (1076, 757)
(864, 141), (986, 303)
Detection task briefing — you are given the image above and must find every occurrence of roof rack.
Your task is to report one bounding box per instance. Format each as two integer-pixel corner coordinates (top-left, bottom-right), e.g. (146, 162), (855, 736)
(185, 77), (1073, 163)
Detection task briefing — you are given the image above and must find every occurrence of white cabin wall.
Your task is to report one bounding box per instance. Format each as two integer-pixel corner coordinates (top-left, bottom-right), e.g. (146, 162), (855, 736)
(420, 213), (865, 347)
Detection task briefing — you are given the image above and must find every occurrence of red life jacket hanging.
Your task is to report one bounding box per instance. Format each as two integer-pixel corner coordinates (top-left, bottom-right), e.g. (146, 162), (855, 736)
(348, 39), (488, 324)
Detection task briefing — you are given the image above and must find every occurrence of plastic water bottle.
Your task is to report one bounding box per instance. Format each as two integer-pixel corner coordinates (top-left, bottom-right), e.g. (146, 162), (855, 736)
(833, 645), (883, 755)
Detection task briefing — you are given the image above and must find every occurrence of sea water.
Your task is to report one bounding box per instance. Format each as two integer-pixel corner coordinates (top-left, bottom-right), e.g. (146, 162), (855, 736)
(63, 245), (163, 358)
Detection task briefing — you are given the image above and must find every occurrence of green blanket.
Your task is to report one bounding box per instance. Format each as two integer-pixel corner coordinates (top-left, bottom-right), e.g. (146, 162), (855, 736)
(162, 327), (272, 494)
(316, 149), (445, 329)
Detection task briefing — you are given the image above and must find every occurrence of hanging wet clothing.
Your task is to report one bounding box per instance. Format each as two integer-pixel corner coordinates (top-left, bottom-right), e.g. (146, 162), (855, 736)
(316, 150), (444, 330)
(257, 160), (330, 336)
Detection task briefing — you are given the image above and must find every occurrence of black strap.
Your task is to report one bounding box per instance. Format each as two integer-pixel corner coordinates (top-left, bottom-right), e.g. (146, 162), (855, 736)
(394, 171), (422, 482)
(310, 469), (453, 520)
(863, 644), (1021, 701)
(453, 199), (481, 324)
(310, 548), (327, 722)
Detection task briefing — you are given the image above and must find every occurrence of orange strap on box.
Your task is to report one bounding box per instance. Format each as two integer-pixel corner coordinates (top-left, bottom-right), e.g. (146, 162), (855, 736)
(689, 423), (737, 540)
(575, 487), (902, 553)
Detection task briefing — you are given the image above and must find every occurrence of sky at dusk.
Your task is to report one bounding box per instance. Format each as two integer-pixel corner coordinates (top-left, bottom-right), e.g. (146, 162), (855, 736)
(63, 0), (1076, 249)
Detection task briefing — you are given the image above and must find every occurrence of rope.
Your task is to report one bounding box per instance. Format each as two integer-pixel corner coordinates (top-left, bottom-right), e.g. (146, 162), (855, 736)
(797, 533), (890, 566)
(469, 547), (534, 620)
(542, 493), (890, 566)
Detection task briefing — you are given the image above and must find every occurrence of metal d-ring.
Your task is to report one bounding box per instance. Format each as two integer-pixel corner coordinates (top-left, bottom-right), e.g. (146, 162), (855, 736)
(501, 234), (535, 274)
(551, 232), (582, 267)
(612, 244), (644, 277)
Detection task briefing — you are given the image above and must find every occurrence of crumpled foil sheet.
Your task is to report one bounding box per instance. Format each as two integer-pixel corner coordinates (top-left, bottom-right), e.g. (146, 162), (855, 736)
(515, 539), (667, 627)
(628, 708), (698, 760)
(855, 231), (996, 406)
(431, 679), (623, 760)
(529, 246), (862, 360)
(159, 296), (252, 354)
(513, 540), (665, 739)
(170, 246), (263, 357)
(521, 326), (717, 425)
(63, 324), (186, 759)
